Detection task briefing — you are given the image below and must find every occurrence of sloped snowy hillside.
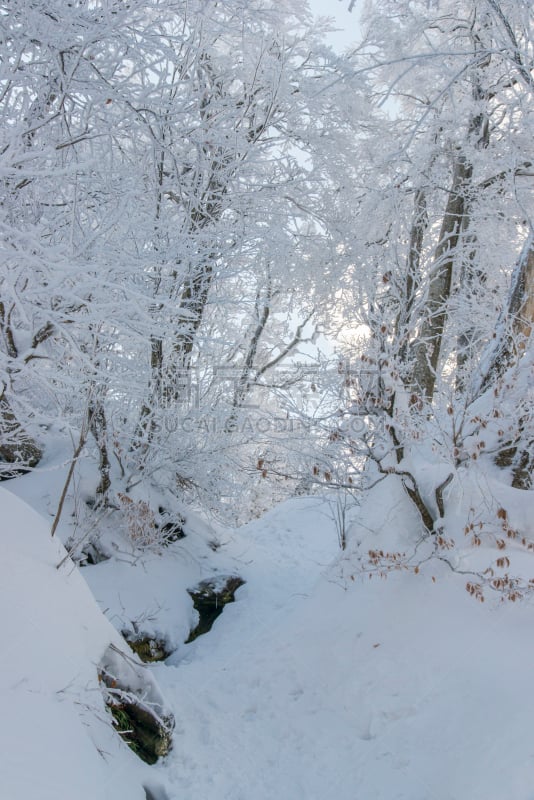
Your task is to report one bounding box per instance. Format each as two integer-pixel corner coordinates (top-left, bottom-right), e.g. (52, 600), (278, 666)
(0, 487), (162, 800)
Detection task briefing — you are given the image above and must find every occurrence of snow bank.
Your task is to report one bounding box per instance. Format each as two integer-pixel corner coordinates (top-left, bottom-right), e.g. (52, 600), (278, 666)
(0, 487), (150, 800)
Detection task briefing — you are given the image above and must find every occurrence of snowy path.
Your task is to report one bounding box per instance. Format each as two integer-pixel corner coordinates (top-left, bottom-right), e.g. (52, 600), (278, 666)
(150, 498), (534, 800)
(154, 497), (348, 799)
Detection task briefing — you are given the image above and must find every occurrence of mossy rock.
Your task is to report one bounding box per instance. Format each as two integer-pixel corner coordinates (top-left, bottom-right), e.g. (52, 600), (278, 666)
(124, 634), (171, 663)
(186, 575), (245, 643)
(100, 669), (173, 764)
(108, 701), (173, 765)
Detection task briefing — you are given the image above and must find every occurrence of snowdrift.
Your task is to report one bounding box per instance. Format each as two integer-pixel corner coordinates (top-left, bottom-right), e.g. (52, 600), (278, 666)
(0, 487), (160, 800)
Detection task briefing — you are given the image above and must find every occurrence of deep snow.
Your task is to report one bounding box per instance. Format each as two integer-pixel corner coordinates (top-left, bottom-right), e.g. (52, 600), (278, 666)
(0, 487), (151, 800)
(2, 460), (534, 800)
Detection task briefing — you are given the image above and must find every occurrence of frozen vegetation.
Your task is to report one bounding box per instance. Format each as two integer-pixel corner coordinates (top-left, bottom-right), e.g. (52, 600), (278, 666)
(1, 0), (533, 797)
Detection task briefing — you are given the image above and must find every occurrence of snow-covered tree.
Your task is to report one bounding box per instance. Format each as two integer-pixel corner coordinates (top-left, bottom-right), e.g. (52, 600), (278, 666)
(328, 0), (533, 548)
(0, 0), (363, 518)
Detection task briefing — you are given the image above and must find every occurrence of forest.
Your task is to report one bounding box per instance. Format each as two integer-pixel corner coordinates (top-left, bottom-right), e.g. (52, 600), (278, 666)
(1, 1), (533, 798)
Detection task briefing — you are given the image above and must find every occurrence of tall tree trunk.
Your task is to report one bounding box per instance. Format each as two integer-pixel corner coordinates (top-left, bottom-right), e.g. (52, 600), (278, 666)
(395, 187), (428, 366)
(479, 233), (534, 391)
(478, 234), (534, 488)
(409, 46), (490, 401)
(410, 154), (473, 400)
(88, 397), (111, 499)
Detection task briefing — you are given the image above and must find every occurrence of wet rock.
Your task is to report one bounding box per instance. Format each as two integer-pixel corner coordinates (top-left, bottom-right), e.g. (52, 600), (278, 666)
(186, 575), (245, 643)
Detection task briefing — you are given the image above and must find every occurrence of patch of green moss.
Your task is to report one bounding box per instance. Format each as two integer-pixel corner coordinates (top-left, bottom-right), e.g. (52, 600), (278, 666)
(108, 701), (172, 765)
(125, 635), (170, 663)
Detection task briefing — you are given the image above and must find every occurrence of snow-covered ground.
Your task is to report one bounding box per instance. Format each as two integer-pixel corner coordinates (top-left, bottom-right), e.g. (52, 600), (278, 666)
(0, 486), (150, 800)
(2, 457), (534, 799)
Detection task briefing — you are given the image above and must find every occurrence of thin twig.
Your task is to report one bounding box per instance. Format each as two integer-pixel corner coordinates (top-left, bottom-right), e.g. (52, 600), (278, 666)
(51, 426), (88, 539)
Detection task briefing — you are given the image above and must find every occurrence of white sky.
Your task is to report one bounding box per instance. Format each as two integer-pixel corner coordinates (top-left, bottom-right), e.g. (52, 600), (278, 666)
(307, 0), (361, 52)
